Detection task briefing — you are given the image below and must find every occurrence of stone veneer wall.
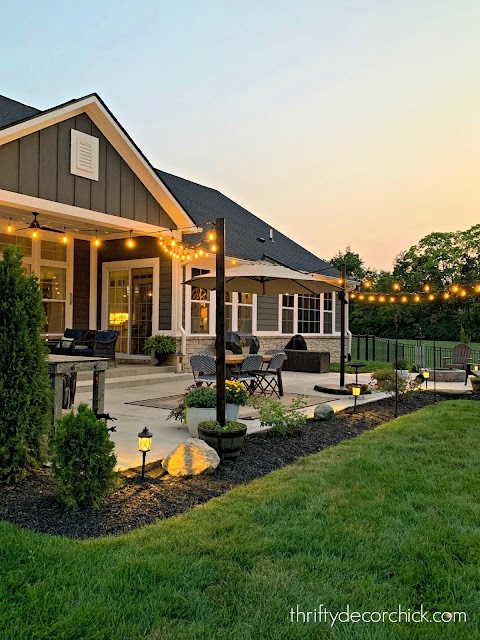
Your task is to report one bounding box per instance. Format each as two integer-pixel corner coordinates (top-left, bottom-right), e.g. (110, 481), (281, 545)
(179, 335), (346, 371)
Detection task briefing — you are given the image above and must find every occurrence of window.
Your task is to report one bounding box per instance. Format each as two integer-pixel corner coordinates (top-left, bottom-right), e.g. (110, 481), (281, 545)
(281, 294), (294, 333)
(298, 294), (321, 333)
(190, 268), (210, 334)
(40, 266), (67, 334)
(335, 293), (342, 332)
(323, 293), (333, 334)
(238, 292), (253, 332)
(0, 233), (32, 257)
(225, 292), (233, 332)
(41, 240), (67, 262)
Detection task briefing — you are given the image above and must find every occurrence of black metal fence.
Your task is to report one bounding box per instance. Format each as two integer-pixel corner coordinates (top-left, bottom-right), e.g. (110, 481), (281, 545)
(351, 335), (480, 369)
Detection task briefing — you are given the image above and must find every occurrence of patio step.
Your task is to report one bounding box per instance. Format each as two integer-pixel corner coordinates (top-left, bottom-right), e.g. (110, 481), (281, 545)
(75, 371), (191, 393)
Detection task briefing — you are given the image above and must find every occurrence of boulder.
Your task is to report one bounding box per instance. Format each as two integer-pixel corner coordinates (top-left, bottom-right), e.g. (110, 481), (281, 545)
(314, 403), (334, 421)
(162, 438), (220, 477)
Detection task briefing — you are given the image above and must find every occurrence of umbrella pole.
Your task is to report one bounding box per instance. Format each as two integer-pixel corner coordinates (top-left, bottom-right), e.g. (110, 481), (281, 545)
(340, 264), (346, 388)
(215, 217), (226, 427)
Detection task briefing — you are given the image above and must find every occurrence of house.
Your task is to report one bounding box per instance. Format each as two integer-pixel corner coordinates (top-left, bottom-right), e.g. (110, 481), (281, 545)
(0, 93), (346, 363)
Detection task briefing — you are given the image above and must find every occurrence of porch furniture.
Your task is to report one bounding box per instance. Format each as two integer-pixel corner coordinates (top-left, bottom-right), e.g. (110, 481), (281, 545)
(282, 349), (330, 374)
(190, 354), (217, 386)
(51, 337), (76, 356)
(64, 328), (85, 341)
(442, 344), (472, 370)
(348, 362), (367, 386)
(47, 355), (108, 426)
(233, 354), (264, 395)
(252, 352), (286, 397)
(73, 330), (118, 364)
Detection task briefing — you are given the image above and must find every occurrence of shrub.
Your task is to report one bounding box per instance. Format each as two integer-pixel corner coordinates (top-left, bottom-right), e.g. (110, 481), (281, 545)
(198, 419), (246, 432)
(184, 386), (217, 408)
(250, 396), (307, 436)
(392, 358), (410, 371)
(0, 246), (52, 483)
(51, 403), (117, 509)
(225, 380), (249, 406)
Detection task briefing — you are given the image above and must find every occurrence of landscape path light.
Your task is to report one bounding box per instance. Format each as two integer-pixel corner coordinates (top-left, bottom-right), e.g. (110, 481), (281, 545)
(138, 427), (153, 481)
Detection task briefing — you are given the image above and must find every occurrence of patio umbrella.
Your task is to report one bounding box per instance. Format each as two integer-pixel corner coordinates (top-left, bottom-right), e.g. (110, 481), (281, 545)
(184, 262), (344, 295)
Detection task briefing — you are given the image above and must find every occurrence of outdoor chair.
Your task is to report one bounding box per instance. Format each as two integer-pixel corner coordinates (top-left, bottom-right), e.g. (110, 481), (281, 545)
(190, 354), (217, 386)
(92, 330), (118, 365)
(443, 344), (472, 370)
(252, 352), (285, 397)
(64, 328), (85, 341)
(233, 354), (263, 395)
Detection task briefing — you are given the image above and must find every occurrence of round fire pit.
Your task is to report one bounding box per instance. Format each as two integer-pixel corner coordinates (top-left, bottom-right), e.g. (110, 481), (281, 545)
(424, 368), (465, 382)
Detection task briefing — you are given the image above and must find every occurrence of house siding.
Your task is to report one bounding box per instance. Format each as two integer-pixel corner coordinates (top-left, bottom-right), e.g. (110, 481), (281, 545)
(96, 236), (172, 330)
(0, 114), (176, 229)
(73, 239), (90, 330)
(257, 294), (279, 331)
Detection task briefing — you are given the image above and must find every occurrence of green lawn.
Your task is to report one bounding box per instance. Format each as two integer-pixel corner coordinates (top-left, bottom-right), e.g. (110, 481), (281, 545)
(1, 402), (480, 639)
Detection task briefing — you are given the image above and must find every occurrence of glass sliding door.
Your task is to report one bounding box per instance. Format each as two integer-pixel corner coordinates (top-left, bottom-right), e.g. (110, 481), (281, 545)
(106, 265), (154, 355)
(107, 269), (130, 354)
(131, 267), (153, 354)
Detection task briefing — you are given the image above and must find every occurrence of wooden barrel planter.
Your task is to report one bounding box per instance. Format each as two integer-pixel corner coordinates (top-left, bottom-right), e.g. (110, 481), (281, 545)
(197, 425), (247, 460)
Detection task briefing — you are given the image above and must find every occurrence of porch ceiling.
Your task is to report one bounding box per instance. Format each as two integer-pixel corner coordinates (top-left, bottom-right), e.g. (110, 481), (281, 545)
(0, 203), (173, 240)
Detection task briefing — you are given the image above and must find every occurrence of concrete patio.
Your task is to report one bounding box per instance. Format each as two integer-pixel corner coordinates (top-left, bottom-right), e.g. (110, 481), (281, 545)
(72, 364), (473, 469)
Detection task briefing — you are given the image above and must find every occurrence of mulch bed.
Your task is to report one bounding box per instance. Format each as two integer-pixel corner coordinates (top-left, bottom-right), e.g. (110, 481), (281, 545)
(0, 391), (477, 539)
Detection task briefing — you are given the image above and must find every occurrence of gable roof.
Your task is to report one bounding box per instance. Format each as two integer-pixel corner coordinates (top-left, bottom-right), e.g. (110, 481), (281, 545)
(0, 96), (40, 128)
(156, 170), (339, 276)
(0, 94), (196, 232)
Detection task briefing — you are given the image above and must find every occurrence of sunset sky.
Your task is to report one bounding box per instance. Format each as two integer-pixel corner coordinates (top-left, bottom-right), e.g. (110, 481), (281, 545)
(1, 0), (478, 270)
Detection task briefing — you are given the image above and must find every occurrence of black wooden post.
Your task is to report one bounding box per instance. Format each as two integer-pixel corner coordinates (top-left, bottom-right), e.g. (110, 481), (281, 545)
(431, 314), (437, 404)
(215, 217), (226, 427)
(394, 312), (401, 418)
(339, 264), (347, 387)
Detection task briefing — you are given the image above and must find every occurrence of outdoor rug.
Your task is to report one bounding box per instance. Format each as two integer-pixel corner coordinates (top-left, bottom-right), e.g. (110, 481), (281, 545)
(126, 393), (338, 420)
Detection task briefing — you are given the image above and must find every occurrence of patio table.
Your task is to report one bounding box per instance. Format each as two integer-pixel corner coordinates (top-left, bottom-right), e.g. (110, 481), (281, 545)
(47, 355), (108, 425)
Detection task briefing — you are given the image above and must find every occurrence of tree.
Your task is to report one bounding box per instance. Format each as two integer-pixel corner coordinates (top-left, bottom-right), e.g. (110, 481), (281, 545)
(329, 246), (374, 282)
(0, 246), (52, 483)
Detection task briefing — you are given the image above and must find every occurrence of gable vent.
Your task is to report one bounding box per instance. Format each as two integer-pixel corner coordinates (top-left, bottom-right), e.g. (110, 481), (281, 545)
(70, 129), (99, 181)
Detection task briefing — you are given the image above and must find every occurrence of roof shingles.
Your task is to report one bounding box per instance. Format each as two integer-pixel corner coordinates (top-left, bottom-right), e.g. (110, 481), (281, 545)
(156, 170), (338, 276)
(0, 96), (40, 129)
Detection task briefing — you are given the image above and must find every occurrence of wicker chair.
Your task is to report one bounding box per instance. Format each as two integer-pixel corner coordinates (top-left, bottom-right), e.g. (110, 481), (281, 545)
(190, 354), (217, 386)
(233, 354), (263, 395)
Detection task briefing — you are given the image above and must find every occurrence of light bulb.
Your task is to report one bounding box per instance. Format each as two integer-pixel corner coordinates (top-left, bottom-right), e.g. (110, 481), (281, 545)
(208, 232), (214, 241)
(171, 239), (176, 247)
(199, 249), (203, 256)
(211, 244), (217, 252)
(232, 259), (236, 265)
(94, 238), (100, 247)
(32, 230), (38, 238)
(7, 220), (12, 233)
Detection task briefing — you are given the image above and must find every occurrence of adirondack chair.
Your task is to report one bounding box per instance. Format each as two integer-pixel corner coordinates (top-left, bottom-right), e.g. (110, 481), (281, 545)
(443, 344), (472, 370)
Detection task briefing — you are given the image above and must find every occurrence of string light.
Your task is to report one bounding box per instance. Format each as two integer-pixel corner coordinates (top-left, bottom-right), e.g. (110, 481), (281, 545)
(231, 259), (236, 265)
(32, 229), (38, 238)
(401, 296), (407, 303)
(7, 219), (12, 233)
(443, 292), (450, 299)
(389, 296), (395, 303)
(414, 295), (420, 302)
(208, 232), (215, 241)
(451, 285), (459, 293)
(393, 283), (400, 290)
(94, 230), (100, 247)
(127, 231), (134, 248)
(428, 293), (435, 301)
(211, 244), (217, 252)
(368, 295), (375, 302)
(62, 228), (68, 244)
(423, 284), (430, 292)
(379, 296), (385, 303)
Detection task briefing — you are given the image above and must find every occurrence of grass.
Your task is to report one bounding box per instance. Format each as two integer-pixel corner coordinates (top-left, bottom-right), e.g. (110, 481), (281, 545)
(331, 360), (392, 373)
(2, 401), (480, 639)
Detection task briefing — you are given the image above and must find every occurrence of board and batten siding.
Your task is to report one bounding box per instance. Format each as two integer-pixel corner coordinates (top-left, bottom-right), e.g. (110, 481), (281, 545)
(0, 113), (176, 229)
(96, 236), (172, 331)
(72, 239), (90, 330)
(256, 294), (279, 331)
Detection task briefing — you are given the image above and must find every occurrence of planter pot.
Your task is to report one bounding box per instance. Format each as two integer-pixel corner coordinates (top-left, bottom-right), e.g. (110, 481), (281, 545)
(198, 425), (247, 460)
(226, 403), (240, 421)
(154, 350), (168, 366)
(470, 378), (480, 393)
(185, 407), (217, 438)
(241, 346), (250, 356)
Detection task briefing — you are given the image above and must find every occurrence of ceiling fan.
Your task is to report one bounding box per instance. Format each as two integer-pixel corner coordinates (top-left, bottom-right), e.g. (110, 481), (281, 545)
(14, 212), (65, 235)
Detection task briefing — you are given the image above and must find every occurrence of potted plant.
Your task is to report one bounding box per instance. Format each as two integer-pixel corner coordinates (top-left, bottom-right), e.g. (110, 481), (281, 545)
(393, 358), (410, 379)
(240, 338), (250, 356)
(197, 419), (248, 460)
(184, 386), (217, 437)
(225, 380), (249, 421)
(469, 375), (480, 393)
(143, 334), (177, 366)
